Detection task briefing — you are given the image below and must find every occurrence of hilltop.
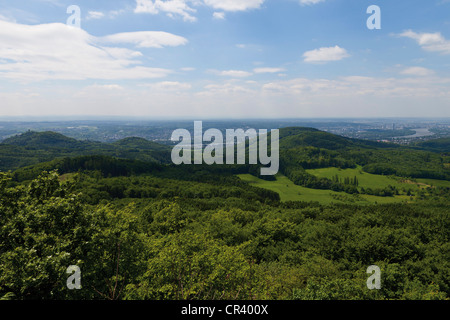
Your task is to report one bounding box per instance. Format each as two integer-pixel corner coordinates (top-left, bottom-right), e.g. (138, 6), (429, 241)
(0, 131), (172, 172)
(3, 131), (82, 149)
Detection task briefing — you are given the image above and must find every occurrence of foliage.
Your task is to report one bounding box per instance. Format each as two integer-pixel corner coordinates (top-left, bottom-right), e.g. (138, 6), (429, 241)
(1, 127), (449, 301)
(0, 131), (171, 172)
(1, 170), (448, 300)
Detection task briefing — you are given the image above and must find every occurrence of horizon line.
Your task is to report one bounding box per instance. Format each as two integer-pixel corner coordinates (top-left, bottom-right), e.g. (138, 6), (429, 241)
(1, 116), (450, 122)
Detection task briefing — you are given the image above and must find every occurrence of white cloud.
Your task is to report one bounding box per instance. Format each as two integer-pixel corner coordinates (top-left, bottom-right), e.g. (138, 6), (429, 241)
(203, 0), (264, 12)
(216, 70), (253, 77)
(261, 76), (450, 98)
(86, 10), (127, 20)
(213, 12), (226, 19)
(262, 78), (340, 94)
(199, 82), (255, 95)
(195, 75), (450, 117)
(86, 11), (105, 20)
(135, 0), (159, 14)
(0, 14), (16, 23)
(134, 0), (264, 22)
(299, 0), (326, 5)
(398, 30), (450, 54)
(400, 66), (435, 77)
(141, 81), (192, 91)
(0, 20), (187, 81)
(84, 84), (124, 91)
(134, 0), (197, 22)
(253, 67), (285, 74)
(101, 31), (188, 48)
(2, 74), (450, 118)
(300, 0), (325, 5)
(303, 45), (350, 63)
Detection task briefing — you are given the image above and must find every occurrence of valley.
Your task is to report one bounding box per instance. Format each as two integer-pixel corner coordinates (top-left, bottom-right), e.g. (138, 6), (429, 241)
(1, 122), (449, 301)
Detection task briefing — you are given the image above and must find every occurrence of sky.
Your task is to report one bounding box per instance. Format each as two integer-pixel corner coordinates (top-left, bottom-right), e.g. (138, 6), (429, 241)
(0, 0), (449, 119)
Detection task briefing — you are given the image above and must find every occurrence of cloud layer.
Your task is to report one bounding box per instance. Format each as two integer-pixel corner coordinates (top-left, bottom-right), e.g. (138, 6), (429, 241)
(303, 45), (350, 63)
(3, 74), (448, 118)
(135, 0), (198, 22)
(299, 0), (326, 5)
(101, 31), (188, 48)
(400, 66), (435, 77)
(399, 30), (450, 55)
(134, 0), (266, 21)
(203, 0), (265, 12)
(0, 20), (187, 81)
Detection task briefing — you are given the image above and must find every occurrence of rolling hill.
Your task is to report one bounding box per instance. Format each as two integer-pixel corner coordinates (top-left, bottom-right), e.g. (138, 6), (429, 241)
(2, 131), (82, 149)
(0, 131), (172, 172)
(2, 128), (449, 195)
(276, 127), (450, 183)
(413, 137), (450, 153)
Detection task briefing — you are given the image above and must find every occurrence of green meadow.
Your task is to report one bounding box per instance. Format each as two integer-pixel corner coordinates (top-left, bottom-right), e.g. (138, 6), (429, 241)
(237, 173), (407, 205)
(306, 166), (422, 191)
(416, 178), (450, 188)
(238, 165), (450, 205)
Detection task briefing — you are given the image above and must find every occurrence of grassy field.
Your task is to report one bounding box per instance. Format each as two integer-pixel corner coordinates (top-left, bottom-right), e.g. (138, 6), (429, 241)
(306, 166), (422, 191)
(416, 178), (450, 188)
(237, 173), (406, 205)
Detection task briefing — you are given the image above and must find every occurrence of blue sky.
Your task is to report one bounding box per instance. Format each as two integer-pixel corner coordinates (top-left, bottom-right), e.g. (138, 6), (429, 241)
(0, 0), (449, 119)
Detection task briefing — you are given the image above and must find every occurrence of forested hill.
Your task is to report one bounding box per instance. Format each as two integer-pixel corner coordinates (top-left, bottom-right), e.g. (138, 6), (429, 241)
(278, 127), (400, 150)
(111, 137), (170, 151)
(412, 137), (450, 153)
(278, 128), (450, 186)
(2, 131), (82, 149)
(0, 131), (172, 171)
(2, 128), (449, 184)
(277, 127), (450, 184)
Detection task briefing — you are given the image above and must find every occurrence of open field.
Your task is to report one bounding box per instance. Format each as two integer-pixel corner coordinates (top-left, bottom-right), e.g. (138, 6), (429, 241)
(416, 178), (450, 188)
(306, 166), (422, 191)
(237, 173), (407, 205)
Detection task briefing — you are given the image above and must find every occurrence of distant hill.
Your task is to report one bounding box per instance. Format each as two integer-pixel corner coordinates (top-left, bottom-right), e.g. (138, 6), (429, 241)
(2, 128), (449, 184)
(413, 138), (450, 153)
(112, 137), (169, 151)
(0, 131), (172, 171)
(276, 127), (450, 185)
(279, 127), (399, 150)
(3, 131), (82, 149)
(279, 127), (354, 150)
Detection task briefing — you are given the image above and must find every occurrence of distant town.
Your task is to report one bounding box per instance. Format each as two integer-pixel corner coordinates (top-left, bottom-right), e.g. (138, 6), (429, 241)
(0, 117), (449, 145)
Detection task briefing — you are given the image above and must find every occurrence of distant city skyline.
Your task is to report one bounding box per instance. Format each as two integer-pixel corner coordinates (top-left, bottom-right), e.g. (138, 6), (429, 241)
(0, 0), (449, 118)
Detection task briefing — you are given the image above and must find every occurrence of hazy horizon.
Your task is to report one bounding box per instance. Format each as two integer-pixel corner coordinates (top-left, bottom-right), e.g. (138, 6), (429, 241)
(1, 115), (450, 122)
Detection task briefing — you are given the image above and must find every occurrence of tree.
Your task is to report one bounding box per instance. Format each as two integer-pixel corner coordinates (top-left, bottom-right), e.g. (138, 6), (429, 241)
(0, 171), (96, 299)
(125, 231), (261, 300)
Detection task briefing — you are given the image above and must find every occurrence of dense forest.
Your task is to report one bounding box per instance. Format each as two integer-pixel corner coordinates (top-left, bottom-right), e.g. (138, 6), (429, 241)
(0, 128), (449, 300)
